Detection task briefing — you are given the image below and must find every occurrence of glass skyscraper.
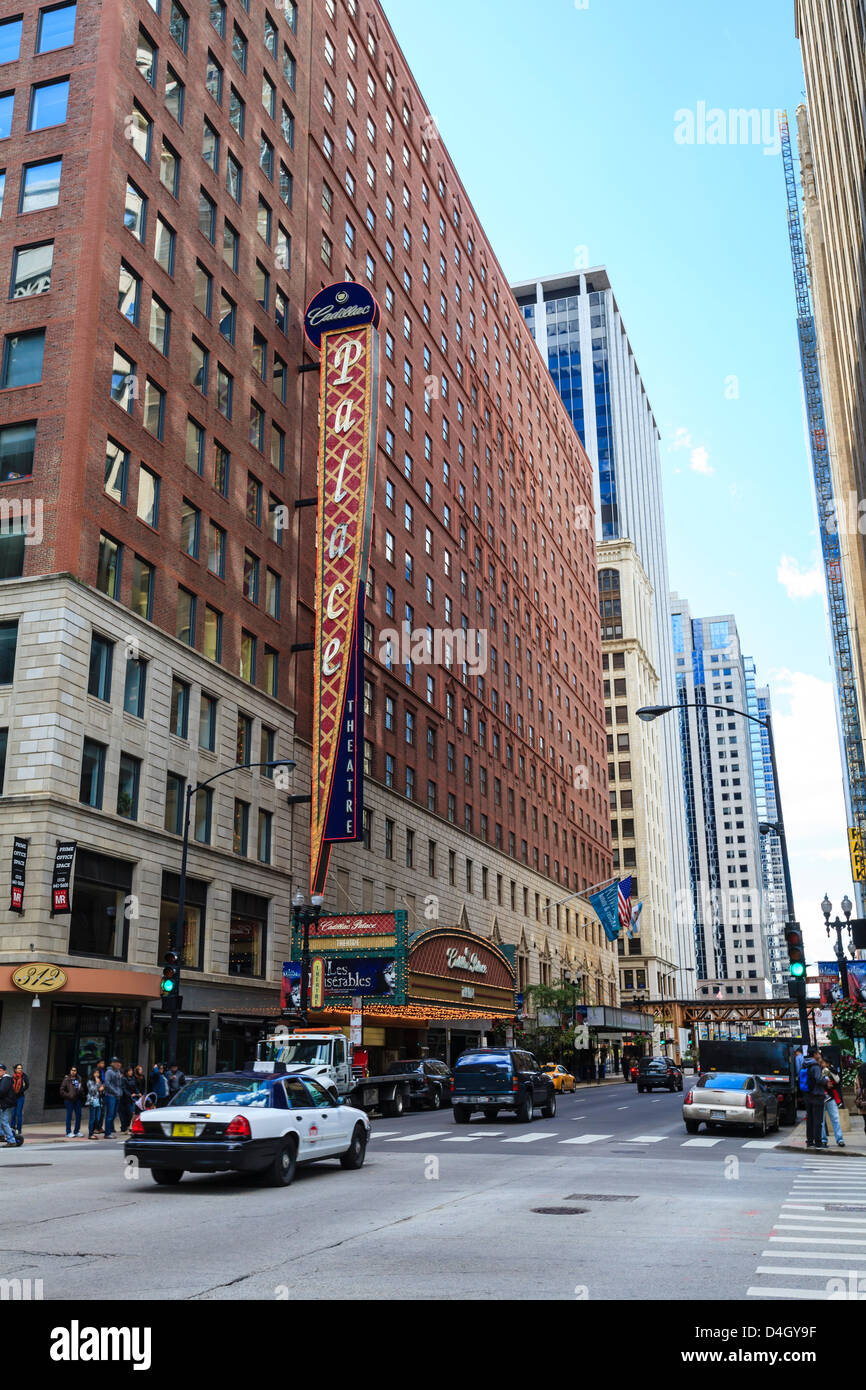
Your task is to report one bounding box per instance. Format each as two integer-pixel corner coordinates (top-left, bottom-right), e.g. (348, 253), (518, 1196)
(513, 267), (695, 997)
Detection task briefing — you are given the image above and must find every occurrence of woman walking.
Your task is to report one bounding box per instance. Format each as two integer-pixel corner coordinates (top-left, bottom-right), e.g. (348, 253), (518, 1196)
(120, 1066), (139, 1132)
(86, 1065), (105, 1139)
(10, 1063), (28, 1141)
(59, 1066), (84, 1138)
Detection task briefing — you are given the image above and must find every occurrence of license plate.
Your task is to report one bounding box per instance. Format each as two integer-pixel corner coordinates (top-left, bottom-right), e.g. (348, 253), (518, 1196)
(172, 1123), (196, 1138)
(709, 1110), (726, 1120)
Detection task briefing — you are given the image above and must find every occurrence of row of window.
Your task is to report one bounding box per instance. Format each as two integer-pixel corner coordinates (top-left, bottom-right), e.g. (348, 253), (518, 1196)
(0, 5), (76, 64)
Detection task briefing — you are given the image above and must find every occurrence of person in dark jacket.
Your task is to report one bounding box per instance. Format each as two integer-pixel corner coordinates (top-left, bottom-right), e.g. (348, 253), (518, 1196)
(150, 1063), (169, 1106)
(10, 1064), (29, 1139)
(804, 1050), (828, 1148)
(119, 1067), (139, 1133)
(86, 1068), (105, 1138)
(167, 1064), (187, 1098)
(59, 1067), (84, 1137)
(0, 1065), (16, 1146)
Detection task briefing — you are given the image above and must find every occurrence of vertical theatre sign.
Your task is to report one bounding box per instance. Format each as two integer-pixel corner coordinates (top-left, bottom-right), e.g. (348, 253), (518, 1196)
(304, 283), (380, 894)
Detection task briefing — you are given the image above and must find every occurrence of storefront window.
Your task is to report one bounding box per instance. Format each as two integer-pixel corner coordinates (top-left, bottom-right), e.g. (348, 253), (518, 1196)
(229, 888), (268, 976)
(158, 871), (206, 970)
(148, 1015), (208, 1078)
(69, 850), (133, 959)
(45, 1002), (140, 1107)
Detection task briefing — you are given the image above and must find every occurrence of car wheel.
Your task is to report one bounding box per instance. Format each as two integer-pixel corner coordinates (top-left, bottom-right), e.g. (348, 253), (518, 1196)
(386, 1091), (404, 1119)
(518, 1090), (534, 1123)
(267, 1138), (298, 1187)
(453, 1105), (471, 1124)
(541, 1088), (556, 1119)
(429, 1086), (442, 1111)
(684, 1120), (700, 1135)
(339, 1123), (367, 1170)
(151, 1168), (183, 1185)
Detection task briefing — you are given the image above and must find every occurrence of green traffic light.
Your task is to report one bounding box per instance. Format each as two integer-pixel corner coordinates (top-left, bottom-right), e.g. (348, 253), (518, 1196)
(160, 978), (176, 994)
(789, 961), (805, 978)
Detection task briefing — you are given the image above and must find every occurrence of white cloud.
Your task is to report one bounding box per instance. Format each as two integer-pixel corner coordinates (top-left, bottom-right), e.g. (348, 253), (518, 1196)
(768, 668), (855, 964)
(689, 446), (714, 476)
(777, 553), (824, 600)
(670, 426), (693, 452)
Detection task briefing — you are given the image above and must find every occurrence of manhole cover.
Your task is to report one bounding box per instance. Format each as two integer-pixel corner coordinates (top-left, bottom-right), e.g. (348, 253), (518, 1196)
(565, 1193), (637, 1202)
(532, 1206), (588, 1216)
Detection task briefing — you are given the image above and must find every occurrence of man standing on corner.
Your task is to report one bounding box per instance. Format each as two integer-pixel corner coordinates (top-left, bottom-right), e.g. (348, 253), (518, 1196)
(804, 1049), (828, 1149)
(102, 1057), (125, 1138)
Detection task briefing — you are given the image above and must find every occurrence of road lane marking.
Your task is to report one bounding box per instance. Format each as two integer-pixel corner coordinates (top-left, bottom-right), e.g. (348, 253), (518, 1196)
(442, 1136), (487, 1143)
(762, 1250), (866, 1260)
(501, 1132), (559, 1144)
(746, 1286), (829, 1299)
(469, 1131), (504, 1136)
(369, 1131), (400, 1138)
(628, 1135), (666, 1143)
(617, 1106), (629, 1110)
(558, 1134), (614, 1145)
(741, 1139), (782, 1149)
(769, 1235), (866, 1245)
(681, 1137), (723, 1147)
(756, 1265), (866, 1277)
(385, 1131), (450, 1142)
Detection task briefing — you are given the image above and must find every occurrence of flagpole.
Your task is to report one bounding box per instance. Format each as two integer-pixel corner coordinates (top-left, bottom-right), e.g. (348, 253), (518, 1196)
(542, 874), (621, 916)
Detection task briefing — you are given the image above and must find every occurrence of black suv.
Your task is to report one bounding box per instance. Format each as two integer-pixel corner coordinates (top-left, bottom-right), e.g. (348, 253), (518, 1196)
(384, 1058), (453, 1110)
(637, 1057), (684, 1093)
(451, 1048), (556, 1123)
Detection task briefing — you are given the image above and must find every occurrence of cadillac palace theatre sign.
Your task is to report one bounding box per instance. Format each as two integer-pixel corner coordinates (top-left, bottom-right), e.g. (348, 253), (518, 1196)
(304, 283), (380, 893)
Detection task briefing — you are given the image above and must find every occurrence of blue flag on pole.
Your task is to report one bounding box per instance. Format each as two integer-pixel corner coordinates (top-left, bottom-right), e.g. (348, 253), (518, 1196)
(588, 880), (622, 943)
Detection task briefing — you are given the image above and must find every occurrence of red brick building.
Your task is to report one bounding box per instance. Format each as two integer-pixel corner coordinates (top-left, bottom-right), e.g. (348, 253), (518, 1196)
(0, 0), (615, 1104)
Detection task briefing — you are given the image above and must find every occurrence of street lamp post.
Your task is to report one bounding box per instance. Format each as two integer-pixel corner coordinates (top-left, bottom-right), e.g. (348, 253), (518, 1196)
(637, 701), (810, 1043)
(167, 759), (296, 1069)
(821, 893), (854, 999)
(292, 890), (325, 1020)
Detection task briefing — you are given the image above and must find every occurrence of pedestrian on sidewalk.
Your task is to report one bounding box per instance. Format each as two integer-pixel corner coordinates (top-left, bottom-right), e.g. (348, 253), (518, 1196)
(855, 1062), (866, 1136)
(119, 1066), (138, 1132)
(150, 1063), (169, 1107)
(10, 1063), (28, 1140)
(598, 1053), (607, 1082)
(0, 1065), (17, 1146)
(804, 1050), (828, 1148)
(167, 1064), (187, 1099)
(59, 1067), (84, 1137)
(821, 1059), (846, 1147)
(102, 1058), (124, 1137)
(86, 1067), (105, 1138)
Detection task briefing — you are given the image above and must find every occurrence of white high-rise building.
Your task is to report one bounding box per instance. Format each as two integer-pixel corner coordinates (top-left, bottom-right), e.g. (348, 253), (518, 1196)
(512, 267), (695, 997)
(670, 599), (773, 997)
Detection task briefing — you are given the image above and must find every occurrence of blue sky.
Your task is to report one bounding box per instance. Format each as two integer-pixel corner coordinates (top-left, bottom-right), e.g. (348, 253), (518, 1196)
(382, 0), (853, 965)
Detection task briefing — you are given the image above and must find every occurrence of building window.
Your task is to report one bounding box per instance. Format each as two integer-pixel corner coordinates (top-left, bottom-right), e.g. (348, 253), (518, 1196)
(87, 633), (113, 702)
(203, 605), (222, 663)
(1, 422), (37, 483)
(116, 753), (141, 820)
(199, 692), (217, 751)
(229, 888), (267, 976)
(11, 242), (54, 298)
(164, 771), (185, 834)
(233, 798), (250, 855)
(69, 849), (133, 960)
(258, 810), (272, 864)
(176, 587), (196, 646)
(29, 77), (70, 131)
(96, 533), (121, 599)
(20, 158), (62, 212)
(130, 555), (153, 619)
(159, 870), (206, 970)
(123, 656), (146, 718)
(2, 329), (45, 388)
(79, 738), (106, 808)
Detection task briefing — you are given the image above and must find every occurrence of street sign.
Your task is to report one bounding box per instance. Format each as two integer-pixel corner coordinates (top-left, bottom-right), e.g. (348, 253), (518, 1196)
(849, 827), (866, 882)
(350, 1013), (362, 1045)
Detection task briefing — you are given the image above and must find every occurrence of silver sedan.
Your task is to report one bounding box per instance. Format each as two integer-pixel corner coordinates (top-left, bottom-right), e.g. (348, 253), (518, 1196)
(683, 1072), (780, 1136)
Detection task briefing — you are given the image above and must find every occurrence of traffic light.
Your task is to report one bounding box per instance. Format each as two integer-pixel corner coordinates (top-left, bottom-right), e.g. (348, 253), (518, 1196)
(161, 949), (179, 1001)
(784, 923), (806, 995)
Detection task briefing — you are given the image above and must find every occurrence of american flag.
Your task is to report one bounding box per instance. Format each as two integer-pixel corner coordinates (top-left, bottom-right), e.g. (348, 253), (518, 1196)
(617, 876), (632, 931)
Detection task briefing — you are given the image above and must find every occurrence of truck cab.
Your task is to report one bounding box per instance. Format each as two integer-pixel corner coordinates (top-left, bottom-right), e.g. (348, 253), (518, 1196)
(255, 1028), (352, 1096)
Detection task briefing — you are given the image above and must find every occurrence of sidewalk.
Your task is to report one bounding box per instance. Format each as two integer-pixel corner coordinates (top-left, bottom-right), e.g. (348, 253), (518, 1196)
(778, 1115), (866, 1157)
(4, 1123), (128, 1147)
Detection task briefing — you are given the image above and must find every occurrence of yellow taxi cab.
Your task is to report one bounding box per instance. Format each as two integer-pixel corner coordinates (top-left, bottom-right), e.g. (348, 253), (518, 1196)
(542, 1063), (576, 1093)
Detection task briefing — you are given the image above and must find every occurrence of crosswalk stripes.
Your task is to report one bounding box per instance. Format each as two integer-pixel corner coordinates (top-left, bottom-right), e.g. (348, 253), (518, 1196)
(501, 1132), (558, 1144)
(558, 1133), (614, 1145)
(748, 1167), (866, 1299)
(682, 1137), (723, 1147)
(368, 1127), (785, 1150)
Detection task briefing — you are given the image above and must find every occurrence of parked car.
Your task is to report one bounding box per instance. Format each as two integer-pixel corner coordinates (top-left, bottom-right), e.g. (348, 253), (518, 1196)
(451, 1048), (556, 1123)
(636, 1057), (683, 1093)
(384, 1058), (453, 1109)
(123, 1071), (370, 1187)
(683, 1071), (780, 1136)
(542, 1063), (576, 1093)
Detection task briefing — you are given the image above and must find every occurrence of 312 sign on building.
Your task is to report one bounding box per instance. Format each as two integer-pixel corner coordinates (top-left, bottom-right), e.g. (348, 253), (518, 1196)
(304, 284), (380, 893)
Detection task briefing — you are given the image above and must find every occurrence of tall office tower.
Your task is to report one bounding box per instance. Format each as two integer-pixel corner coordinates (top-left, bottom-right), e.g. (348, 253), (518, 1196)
(511, 268), (695, 997)
(796, 4), (866, 894)
(0, 0), (615, 1113)
(745, 665), (788, 995)
(598, 540), (679, 1015)
(670, 598), (773, 999)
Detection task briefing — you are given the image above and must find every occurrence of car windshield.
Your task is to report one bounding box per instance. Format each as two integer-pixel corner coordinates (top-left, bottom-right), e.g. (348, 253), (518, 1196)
(385, 1060), (421, 1074)
(698, 1073), (749, 1091)
(457, 1054), (510, 1075)
(172, 1078), (272, 1107)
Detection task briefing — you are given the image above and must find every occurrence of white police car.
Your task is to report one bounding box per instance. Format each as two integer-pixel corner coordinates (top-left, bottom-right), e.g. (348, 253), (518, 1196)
(124, 1072), (370, 1187)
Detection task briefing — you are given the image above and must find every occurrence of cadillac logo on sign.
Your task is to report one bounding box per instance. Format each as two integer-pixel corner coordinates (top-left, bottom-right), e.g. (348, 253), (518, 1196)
(305, 283), (380, 893)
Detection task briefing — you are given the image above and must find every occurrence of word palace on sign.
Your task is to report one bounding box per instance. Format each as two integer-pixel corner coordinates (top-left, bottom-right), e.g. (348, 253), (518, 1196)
(305, 284), (380, 894)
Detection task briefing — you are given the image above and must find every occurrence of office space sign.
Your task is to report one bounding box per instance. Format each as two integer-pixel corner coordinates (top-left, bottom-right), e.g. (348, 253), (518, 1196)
(305, 284), (380, 894)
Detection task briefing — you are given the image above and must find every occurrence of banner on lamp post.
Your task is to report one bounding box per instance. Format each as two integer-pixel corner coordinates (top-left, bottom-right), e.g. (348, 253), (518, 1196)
(305, 283), (380, 896)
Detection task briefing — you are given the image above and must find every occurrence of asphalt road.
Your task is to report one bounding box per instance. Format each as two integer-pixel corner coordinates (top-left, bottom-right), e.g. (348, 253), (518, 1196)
(0, 1082), (853, 1302)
